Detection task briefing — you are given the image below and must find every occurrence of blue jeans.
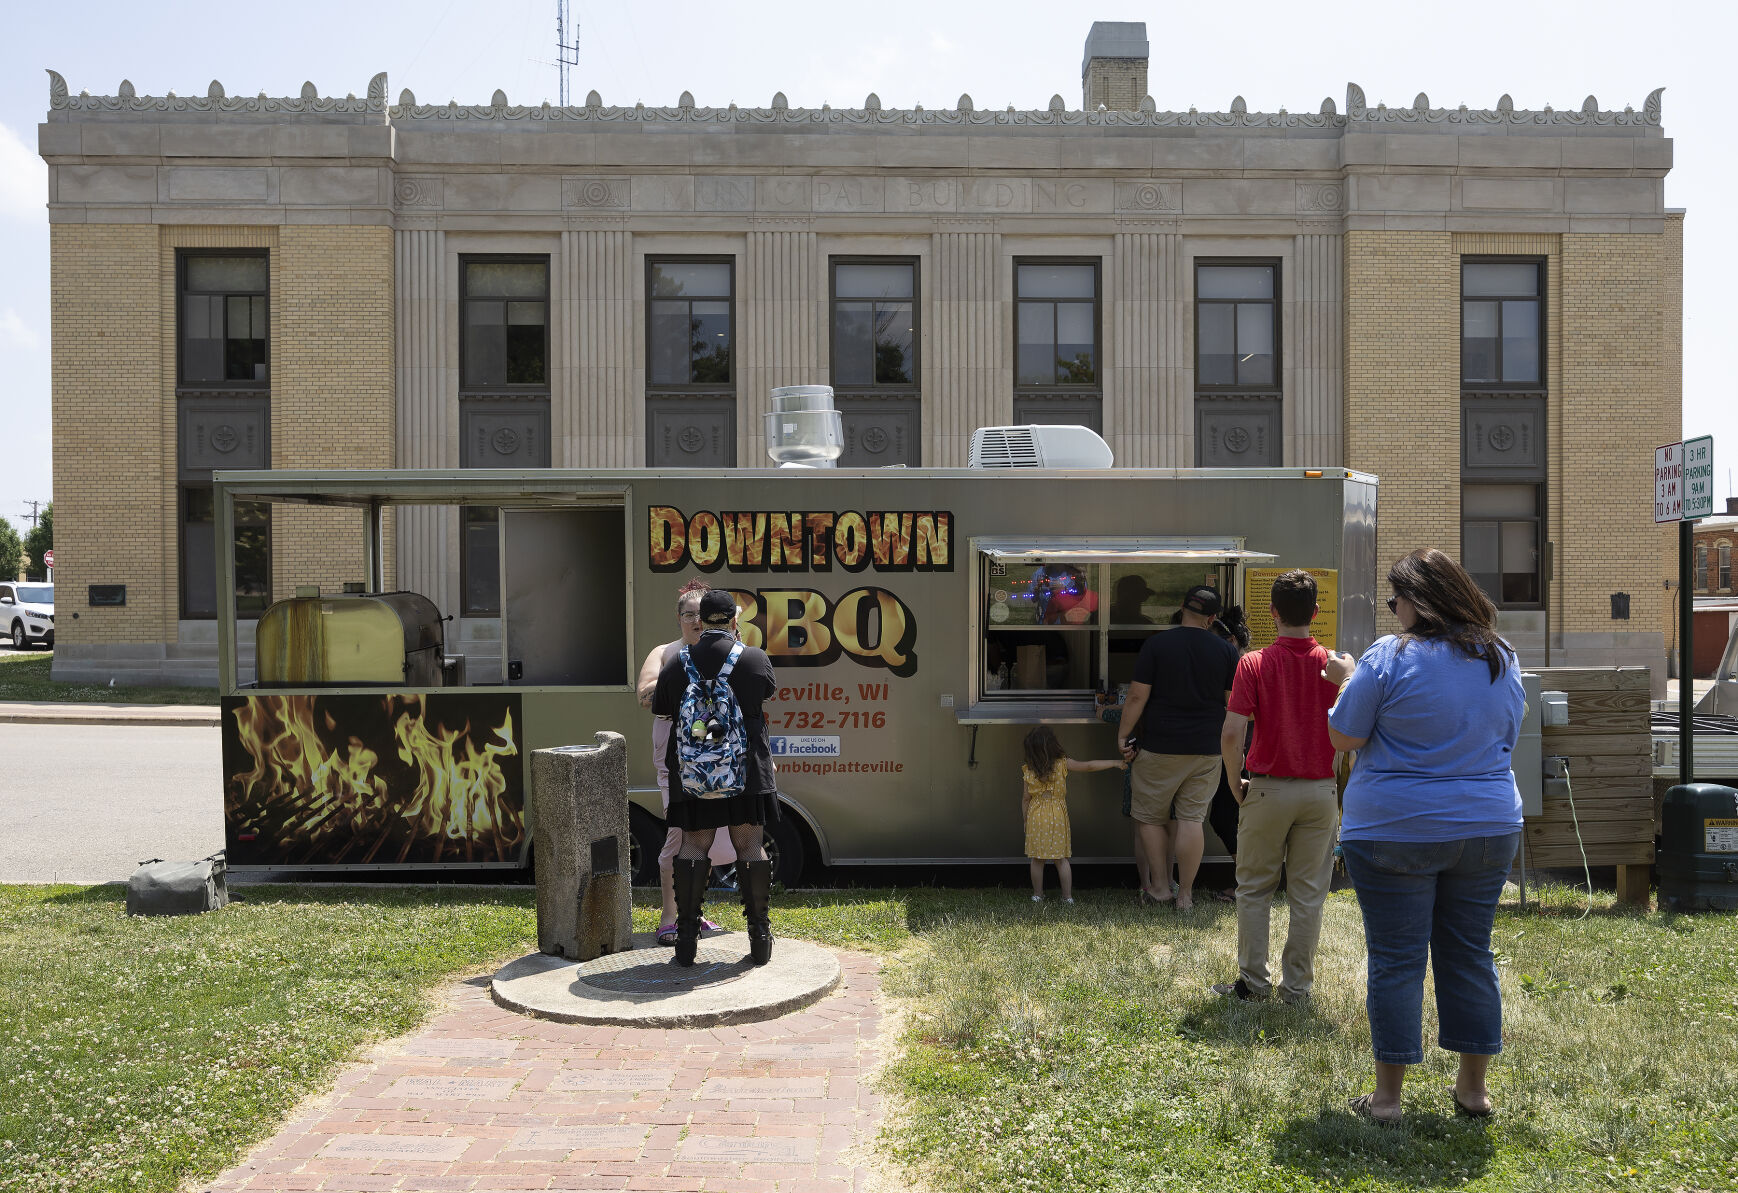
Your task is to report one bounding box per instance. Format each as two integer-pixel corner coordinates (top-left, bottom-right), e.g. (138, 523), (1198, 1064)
(1341, 833), (1520, 1065)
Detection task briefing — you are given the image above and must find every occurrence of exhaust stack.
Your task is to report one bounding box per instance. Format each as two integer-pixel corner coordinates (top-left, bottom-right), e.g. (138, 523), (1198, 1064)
(764, 385), (844, 468)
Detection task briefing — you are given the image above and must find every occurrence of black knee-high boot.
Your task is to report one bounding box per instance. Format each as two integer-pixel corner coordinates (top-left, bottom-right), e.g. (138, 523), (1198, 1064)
(740, 859), (774, 966)
(672, 857), (709, 967)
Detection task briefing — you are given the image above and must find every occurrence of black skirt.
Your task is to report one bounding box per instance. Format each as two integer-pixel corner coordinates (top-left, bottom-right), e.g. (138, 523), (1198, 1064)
(666, 788), (780, 831)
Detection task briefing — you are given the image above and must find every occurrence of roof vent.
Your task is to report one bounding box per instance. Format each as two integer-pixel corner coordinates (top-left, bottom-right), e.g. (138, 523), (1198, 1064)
(969, 425), (1114, 469)
(764, 385), (844, 468)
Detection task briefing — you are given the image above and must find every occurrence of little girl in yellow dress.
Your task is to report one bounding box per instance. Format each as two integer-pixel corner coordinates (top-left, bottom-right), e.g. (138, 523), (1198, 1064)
(1021, 725), (1128, 902)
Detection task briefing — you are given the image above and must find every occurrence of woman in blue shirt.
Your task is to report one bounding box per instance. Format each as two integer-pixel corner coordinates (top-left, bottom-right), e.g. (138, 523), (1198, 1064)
(1325, 548), (1524, 1125)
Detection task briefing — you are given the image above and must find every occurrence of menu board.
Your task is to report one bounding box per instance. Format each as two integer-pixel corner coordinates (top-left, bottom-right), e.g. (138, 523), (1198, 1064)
(1243, 568), (1338, 650)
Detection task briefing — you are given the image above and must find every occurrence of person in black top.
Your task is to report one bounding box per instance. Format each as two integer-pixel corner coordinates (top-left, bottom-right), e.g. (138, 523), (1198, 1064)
(651, 588), (780, 966)
(1116, 585), (1238, 910)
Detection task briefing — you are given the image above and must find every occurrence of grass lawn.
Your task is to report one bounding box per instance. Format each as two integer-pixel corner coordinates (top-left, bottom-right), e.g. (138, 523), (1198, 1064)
(879, 883), (1738, 1193)
(1, 881), (1734, 1193)
(0, 650), (218, 706)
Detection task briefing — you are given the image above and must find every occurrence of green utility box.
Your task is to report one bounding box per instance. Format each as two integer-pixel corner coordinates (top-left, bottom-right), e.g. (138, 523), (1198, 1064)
(1659, 784), (1738, 911)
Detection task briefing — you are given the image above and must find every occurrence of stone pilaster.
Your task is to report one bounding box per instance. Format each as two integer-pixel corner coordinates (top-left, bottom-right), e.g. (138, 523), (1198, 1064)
(738, 229), (824, 464)
(563, 228), (638, 467)
(928, 230), (1007, 465)
(395, 226), (451, 611)
(1290, 232), (1344, 469)
(1106, 229), (1186, 466)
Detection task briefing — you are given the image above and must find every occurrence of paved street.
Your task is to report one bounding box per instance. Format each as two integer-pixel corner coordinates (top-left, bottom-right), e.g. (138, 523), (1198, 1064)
(0, 722), (223, 883)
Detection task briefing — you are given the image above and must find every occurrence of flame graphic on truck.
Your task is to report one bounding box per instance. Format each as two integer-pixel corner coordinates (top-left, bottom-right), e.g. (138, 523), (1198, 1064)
(223, 693), (525, 866)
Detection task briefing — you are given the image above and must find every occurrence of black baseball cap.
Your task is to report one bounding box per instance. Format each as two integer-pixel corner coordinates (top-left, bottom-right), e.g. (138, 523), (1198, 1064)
(698, 589), (738, 625)
(1181, 585), (1223, 617)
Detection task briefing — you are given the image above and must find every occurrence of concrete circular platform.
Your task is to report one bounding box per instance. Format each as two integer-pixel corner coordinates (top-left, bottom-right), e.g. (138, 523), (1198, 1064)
(490, 931), (841, 1027)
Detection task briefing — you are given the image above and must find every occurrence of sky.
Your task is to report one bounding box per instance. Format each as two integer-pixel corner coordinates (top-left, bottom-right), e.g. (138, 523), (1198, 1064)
(3, 0), (1735, 536)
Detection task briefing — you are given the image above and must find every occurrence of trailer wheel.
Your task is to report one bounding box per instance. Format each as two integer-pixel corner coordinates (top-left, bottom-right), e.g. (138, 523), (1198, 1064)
(628, 804), (667, 888)
(764, 811), (806, 887)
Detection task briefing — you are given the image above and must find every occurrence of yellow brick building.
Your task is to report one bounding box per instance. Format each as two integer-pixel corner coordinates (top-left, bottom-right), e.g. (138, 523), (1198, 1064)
(37, 25), (1680, 686)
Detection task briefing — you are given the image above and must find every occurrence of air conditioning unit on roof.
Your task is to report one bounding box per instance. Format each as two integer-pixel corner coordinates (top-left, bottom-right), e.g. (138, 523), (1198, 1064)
(968, 425), (1114, 469)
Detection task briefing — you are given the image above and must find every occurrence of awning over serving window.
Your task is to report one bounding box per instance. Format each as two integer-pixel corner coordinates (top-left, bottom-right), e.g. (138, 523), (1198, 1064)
(974, 537), (1277, 564)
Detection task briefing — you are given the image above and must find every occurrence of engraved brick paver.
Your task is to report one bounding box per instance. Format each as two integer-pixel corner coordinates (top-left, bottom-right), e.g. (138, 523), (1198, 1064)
(201, 951), (885, 1192)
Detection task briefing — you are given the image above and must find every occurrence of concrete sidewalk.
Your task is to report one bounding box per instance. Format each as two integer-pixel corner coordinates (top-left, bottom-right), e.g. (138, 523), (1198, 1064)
(0, 701), (220, 727)
(206, 951), (888, 1193)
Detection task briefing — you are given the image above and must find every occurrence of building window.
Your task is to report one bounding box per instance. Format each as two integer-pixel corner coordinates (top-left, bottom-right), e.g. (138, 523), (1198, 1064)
(1015, 261), (1097, 387)
(832, 260), (916, 387)
(1722, 543), (1733, 591)
(1696, 545), (1709, 592)
(830, 258), (920, 466)
(981, 557), (1233, 698)
(460, 257), (551, 617)
(180, 253), (268, 386)
(1013, 260), (1100, 430)
(1462, 260), (1543, 387)
(649, 259), (734, 386)
(180, 489), (270, 619)
(1195, 262), (1278, 388)
(461, 258), (549, 388)
(1463, 483), (1542, 607)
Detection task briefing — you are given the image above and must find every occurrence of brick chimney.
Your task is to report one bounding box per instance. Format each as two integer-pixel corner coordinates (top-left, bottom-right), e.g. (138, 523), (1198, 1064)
(1082, 21), (1148, 111)
(1728, 496), (1738, 515)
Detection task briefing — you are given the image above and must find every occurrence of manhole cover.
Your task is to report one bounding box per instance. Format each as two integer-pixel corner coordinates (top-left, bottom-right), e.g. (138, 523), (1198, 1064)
(578, 946), (750, 994)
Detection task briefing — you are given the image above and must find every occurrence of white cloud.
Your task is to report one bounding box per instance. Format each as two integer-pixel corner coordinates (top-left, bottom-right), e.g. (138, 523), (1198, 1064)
(0, 123), (49, 222)
(0, 309), (39, 350)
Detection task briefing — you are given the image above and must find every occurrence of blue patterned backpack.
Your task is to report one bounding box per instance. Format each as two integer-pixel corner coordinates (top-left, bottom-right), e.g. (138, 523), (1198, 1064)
(675, 642), (749, 800)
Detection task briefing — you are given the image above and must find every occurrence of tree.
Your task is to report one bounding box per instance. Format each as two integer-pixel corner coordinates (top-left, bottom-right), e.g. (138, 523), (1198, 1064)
(0, 519), (21, 582)
(22, 503), (52, 581)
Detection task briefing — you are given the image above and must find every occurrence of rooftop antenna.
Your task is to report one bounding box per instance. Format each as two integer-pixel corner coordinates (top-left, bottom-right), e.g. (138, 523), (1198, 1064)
(556, 0), (579, 106)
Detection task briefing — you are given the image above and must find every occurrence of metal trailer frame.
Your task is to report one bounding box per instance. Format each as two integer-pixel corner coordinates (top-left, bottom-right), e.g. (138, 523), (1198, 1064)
(212, 466), (1378, 875)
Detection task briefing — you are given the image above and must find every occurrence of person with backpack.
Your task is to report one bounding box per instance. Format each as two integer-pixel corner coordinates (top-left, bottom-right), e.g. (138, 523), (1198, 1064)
(650, 588), (780, 967)
(636, 578), (733, 946)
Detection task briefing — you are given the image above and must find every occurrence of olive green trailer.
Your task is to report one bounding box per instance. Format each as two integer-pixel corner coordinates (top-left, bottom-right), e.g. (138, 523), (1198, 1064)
(212, 466), (1377, 881)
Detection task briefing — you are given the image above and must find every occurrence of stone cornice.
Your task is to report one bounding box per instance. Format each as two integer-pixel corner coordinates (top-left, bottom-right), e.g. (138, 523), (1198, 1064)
(47, 72), (1666, 133)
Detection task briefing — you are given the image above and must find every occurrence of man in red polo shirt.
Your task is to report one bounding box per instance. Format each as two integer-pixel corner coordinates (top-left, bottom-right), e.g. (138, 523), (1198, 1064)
(1211, 570), (1346, 1003)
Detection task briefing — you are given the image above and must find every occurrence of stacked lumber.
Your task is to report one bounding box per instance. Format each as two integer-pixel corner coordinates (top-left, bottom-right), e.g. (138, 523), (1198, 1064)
(1524, 667), (1654, 868)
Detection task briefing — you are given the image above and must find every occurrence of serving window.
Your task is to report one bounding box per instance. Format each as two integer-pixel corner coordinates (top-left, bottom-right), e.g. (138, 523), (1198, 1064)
(967, 538), (1274, 721)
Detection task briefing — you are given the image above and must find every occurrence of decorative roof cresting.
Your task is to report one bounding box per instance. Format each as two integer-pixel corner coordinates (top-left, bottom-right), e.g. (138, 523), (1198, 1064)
(46, 72), (1664, 130)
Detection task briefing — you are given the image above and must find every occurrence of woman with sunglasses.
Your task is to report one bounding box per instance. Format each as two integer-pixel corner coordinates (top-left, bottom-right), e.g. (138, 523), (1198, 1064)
(1323, 548), (1525, 1125)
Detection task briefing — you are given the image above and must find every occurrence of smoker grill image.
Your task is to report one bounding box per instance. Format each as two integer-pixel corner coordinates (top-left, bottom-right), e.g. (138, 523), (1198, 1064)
(255, 590), (449, 686)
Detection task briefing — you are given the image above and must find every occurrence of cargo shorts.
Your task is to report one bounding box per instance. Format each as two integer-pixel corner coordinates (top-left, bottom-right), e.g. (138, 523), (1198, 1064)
(1129, 752), (1221, 825)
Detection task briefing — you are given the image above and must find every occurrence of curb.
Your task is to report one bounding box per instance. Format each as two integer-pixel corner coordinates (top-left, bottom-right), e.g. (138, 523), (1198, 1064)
(0, 704), (221, 727)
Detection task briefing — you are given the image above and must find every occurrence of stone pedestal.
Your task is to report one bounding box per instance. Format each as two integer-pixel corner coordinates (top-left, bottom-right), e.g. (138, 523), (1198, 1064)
(530, 731), (633, 961)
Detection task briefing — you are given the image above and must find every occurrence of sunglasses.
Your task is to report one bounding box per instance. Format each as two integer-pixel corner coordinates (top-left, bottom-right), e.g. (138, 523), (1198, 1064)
(1386, 595), (1406, 614)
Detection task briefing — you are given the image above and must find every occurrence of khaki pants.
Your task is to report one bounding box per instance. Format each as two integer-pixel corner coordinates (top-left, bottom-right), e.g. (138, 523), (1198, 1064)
(1235, 776), (1339, 1000)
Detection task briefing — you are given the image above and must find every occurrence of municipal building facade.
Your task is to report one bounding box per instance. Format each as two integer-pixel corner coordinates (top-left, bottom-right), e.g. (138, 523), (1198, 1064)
(37, 23), (1682, 686)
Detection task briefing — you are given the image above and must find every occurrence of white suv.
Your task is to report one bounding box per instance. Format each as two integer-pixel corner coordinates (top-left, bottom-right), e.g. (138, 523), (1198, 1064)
(0, 583), (54, 650)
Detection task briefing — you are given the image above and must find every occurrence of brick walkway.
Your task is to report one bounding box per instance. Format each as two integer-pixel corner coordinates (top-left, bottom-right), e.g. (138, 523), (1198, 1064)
(207, 951), (886, 1193)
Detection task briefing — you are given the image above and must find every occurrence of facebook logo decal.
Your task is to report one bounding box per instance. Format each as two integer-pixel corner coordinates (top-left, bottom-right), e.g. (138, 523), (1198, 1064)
(769, 736), (841, 758)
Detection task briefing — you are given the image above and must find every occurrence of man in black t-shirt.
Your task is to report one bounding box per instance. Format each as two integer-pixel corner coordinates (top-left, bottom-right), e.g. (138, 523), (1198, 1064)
(1116, 585), (1238, 910)
(651, 589), (780, 966)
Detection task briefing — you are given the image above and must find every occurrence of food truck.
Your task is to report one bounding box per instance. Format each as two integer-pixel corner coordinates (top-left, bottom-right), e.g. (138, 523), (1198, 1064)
(212, 451), (1377, 882)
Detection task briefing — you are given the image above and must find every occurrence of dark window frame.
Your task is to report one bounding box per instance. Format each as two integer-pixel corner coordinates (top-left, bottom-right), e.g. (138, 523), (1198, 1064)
(1697, 544), (1710, 592)
(459, 254), (552, 393)
(1721, 542), (1733, 591)
(1012, 257), (1102, 392)
(828, 256), (921, 393)
(1460, 256), (1546, 392)
(178, 485), (272, 621)
(459, 255), (551, 617)
(1460, 481), (1546, 611)
(177, 249), (270, 390)
(645, 255), (737, 390)
(1193, 258), (1282, 393)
